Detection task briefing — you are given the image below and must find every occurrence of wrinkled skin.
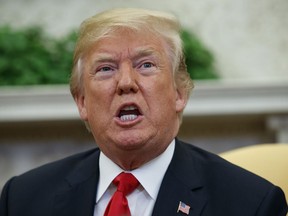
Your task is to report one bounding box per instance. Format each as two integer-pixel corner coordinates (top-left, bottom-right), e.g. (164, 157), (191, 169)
(75, 29), (187, 170)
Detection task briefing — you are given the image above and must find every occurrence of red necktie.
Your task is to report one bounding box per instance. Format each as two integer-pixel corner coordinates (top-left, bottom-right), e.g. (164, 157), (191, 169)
(104, 172), (139, 216)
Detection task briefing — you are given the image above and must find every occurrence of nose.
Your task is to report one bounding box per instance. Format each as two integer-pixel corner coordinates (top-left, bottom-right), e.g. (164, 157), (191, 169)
(116, 64), (139, 95)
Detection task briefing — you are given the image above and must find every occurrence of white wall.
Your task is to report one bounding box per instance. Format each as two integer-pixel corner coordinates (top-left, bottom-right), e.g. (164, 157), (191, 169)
(1, 0), (287, 82)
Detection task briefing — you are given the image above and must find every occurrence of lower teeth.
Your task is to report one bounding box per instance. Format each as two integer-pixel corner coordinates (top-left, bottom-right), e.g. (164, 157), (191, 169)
(120, 114), (137, 122)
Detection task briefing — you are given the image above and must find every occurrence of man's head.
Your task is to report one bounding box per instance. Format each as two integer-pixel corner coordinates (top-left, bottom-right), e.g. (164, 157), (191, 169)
(70, 8), (193, 169)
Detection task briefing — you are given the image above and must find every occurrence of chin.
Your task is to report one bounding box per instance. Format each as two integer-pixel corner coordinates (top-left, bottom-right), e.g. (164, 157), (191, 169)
(113, 133), (152, 150)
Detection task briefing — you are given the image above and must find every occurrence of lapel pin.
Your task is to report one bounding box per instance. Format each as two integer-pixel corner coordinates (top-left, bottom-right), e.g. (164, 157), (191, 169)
(177, 201), (190, 215)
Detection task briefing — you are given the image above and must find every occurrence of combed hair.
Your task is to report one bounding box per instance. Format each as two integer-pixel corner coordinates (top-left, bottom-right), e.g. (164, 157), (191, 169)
(70, 8), (194, 121)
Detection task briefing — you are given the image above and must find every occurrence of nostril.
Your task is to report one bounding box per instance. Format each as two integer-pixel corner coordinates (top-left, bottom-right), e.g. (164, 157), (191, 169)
(117, 83), (139, 95)
(116, 69), (139, 95)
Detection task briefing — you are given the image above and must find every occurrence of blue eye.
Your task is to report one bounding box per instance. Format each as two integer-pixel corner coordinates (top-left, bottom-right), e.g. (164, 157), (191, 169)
(142, 62), (154, 68)
(99, 66), (112, 72)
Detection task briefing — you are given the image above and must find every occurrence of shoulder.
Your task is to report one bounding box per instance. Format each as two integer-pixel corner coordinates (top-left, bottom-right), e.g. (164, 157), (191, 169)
(175, 139), (272, 187)
(175, 139), (285, 198)
(0, 148), (101, 215)
(174, 140), (287, 214)
(7, 147), (100, 191)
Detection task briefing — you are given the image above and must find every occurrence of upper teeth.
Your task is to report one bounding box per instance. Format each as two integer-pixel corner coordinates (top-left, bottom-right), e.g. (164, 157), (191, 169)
(123, 105), (137, 111)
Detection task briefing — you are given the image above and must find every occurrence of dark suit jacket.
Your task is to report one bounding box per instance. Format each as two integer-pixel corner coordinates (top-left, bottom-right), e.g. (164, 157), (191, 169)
(0, 139), (287, 216)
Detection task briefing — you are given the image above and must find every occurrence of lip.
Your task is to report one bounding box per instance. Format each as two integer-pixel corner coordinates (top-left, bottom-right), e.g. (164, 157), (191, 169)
(114, 102), (144, 126)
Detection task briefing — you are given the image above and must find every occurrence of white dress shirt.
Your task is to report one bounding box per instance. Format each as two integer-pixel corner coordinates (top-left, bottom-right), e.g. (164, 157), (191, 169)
(94, 140), (175, 216)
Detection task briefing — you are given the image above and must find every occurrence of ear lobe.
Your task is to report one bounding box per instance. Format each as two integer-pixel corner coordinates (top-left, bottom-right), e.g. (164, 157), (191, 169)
(75, 94), (88, 121)
(175, 88), (188, 113)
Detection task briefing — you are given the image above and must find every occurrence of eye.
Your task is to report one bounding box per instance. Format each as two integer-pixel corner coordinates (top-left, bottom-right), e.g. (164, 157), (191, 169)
(97, 66), (113, 72)
(92, 64), (116, 79)
(140, 62), (155, 69)
(136, 60), (157, 75)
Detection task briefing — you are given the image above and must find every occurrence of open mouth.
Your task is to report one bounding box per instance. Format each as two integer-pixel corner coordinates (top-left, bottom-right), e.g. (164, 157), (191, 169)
(117, 105), (142, 122)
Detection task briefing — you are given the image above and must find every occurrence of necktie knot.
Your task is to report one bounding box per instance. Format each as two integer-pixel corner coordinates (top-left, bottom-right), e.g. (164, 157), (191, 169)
(104, 172), (139, 216)
(113, 172), (139, 196)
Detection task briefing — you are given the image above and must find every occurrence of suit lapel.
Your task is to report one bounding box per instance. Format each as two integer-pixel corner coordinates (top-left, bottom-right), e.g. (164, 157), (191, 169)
(50, 140), (208, 216)
(52, 149), (100, 216)
(152, 140), (207, 216)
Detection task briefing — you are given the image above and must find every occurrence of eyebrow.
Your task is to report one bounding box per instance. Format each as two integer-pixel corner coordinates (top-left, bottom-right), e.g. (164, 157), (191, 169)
(92, 52), (117, 63)
(90, 46), (161, 69)
(132, 47), (160, 61)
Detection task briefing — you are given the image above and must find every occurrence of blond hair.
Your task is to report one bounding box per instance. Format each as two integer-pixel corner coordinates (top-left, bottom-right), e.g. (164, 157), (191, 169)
(70, 8), (193, 119)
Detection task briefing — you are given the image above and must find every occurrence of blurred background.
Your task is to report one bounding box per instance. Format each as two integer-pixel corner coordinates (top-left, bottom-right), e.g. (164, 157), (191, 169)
(0, 0), (288, 191)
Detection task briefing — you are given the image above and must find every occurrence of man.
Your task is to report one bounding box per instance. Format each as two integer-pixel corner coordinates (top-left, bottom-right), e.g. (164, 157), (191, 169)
(0, 8), (287, 216)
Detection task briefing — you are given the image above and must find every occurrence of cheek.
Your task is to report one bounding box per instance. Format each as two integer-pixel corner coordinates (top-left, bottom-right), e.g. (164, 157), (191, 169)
(144, 79), (178, 114)
(83, 82), (115, 118)
(85, 95), (111, 133)
(85, 74), (116, 99)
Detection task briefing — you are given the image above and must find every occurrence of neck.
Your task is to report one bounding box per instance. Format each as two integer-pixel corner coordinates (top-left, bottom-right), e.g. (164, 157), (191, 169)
(104, 139), (174, 170)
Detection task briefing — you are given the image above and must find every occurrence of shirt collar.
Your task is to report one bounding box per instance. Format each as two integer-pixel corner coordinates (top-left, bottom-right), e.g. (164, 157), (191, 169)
(96, 139), (175, 202)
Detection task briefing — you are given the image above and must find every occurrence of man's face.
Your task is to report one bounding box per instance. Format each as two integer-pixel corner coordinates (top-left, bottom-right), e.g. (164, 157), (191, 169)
(76, 29), (186, 168)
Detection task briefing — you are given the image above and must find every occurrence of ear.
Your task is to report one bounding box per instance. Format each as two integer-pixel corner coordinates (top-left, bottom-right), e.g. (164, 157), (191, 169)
(75, 93), (88, 121)
(175, 87), (188, 113)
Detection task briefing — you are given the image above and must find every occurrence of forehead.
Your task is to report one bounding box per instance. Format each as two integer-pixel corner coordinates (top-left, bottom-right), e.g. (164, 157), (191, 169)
(85, 28), (169, 59)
